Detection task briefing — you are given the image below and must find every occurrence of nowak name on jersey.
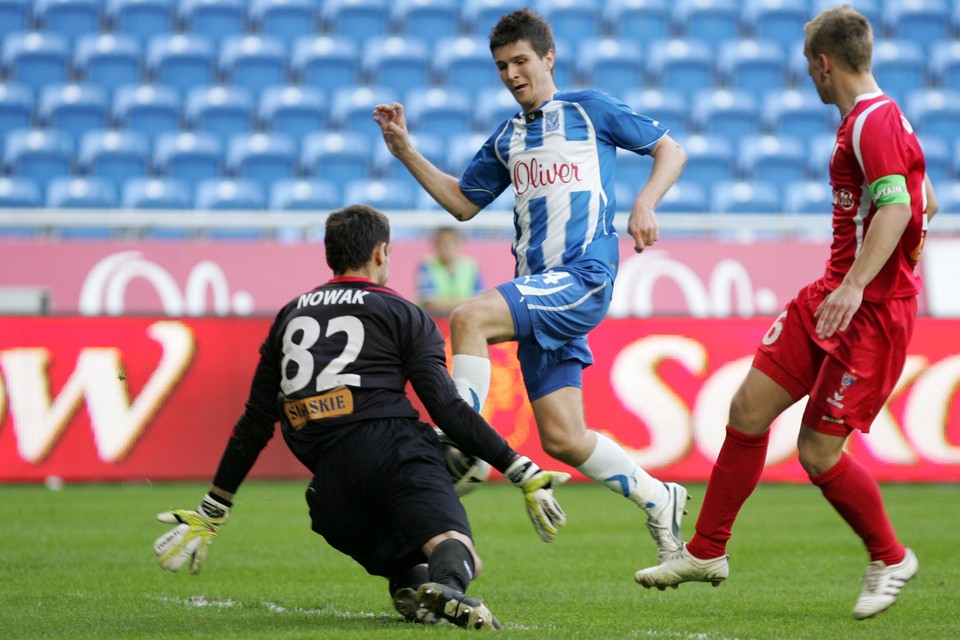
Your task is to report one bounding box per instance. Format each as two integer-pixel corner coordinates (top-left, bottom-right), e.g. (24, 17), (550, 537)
(297, 289), (369, 308)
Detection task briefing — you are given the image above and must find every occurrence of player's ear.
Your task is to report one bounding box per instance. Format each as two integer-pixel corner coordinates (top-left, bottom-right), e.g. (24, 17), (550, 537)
(374, 241), (389, 266)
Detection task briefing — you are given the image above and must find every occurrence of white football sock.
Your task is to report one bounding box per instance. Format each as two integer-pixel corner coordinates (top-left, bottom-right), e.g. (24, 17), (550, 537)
(577, 432), (666, 509)
(451, 354), (491, 412)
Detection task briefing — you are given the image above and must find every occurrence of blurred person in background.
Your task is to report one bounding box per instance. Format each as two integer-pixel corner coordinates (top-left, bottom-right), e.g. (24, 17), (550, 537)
(417, 226), (483, 316)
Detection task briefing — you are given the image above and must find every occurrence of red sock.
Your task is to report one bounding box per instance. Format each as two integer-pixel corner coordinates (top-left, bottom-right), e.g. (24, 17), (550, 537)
(810, 452), (904, 565)
(687, 426), (769, 560)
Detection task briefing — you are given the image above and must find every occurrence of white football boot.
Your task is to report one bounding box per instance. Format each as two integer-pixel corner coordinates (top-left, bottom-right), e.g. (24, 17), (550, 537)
(852, 547), (918, 620)
(645, 482), (689, 561)
(634, 544), (729, 590)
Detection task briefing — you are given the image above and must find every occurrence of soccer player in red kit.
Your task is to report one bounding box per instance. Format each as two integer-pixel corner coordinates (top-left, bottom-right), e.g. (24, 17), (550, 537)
(635, 5), (938, 620)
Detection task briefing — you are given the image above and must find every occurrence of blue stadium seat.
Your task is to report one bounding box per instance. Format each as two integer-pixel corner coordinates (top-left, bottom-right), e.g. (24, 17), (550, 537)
(761, 89), (837, 138)
(474, 87), (521, 131)
(259, 85), (327, 136)
(74, 33), (142, 93)
(906, 89), (960, 144)
(146, 34), (216, 93)
(673, 0), (739, 47)
(433, 36), (499, 94)
(322, 0), (389, 39)
(78, 129), (150, 183)
(653, 180), (708, 213)
(930, 41), (960, 92)
(812, 0), (879, 27)
(391, 0), (459, 44)
(46, 176), (118, 208)
(917, 136), (950, 184)
(738, 134), (807, 184)
(106, 0), (175, 40)
(461, 0), (524, 36)
(362, 36), (431, 94)
(690, 88), (759, 138)
(883, 0), (949, 53)
(536, 0), (601, 46)
(225, 131), (298, 189)
(615, 148), (650, 191)
(806, 133), (835, 181)
(872, 40), (926, 101)
(784, 180), (832, 214)
(742, 0), (809, 42)
(38, 83), (109, 132)
(329, 85), (398, 138)
(122, 176), (192, 208)
(195, 177), (266, 209)
(934, 179), (960, 213)
(404, 87), (472, 139)
(4, 129), (73, 185)
(549, 39), (577, 89)
(716, 39), (786, 97)
(671, 133), (735, 188)
(2, 32), (70, 91)
(301, 130), (373, 183)
(112, 83), (180, 137)
(711, 180), (781, 214)
(603, 0), (670, 42)
(291, 35), (359, 92)
(0, 176), (42, 207)
(269, 178), (340, 211)
(185, 84), (255, 138)
(646, 38), (714, 97)
(178, 0), (246, 43)
(250, 0), (317, 39)
(343, 178), (417, 210)
(0, 0), (32, 37)
(445, 132), (488, 175)
(153, 130), (223, 185)
(0, 83), (34, 132)
(622, 88), (689, 135)
(577, 38), (645, 96)
(34, 0), (102, 42)
(219, 34), (288, 92)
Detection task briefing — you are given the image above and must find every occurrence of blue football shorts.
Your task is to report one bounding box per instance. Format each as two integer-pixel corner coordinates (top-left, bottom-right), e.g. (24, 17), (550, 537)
(496, 260), (613, 401)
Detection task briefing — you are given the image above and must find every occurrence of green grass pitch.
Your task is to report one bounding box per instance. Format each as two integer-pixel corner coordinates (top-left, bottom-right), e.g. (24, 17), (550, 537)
(2, 481), (958, 639)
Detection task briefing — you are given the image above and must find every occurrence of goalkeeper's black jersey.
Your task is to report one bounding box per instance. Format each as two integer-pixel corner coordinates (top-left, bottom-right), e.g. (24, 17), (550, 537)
(213, 277), (514, 490)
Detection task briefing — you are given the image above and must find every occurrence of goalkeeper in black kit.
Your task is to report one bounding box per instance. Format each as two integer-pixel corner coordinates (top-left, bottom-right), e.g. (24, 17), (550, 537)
(152, 204), (570, 630)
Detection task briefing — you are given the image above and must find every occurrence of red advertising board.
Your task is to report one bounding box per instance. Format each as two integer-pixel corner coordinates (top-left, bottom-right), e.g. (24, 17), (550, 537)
(2, 316), (958, 483)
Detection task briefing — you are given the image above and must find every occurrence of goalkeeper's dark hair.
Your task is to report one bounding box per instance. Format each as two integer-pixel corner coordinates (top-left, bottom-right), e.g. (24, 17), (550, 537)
(489, 8), (554, 59)
(324, 204), (391, 275)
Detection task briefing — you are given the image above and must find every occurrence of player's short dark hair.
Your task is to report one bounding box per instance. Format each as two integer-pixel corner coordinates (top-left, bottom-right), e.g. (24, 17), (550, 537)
(805, 5), (873, 73)
(489, 8), (555, 59)
(325, 204), (390, 275)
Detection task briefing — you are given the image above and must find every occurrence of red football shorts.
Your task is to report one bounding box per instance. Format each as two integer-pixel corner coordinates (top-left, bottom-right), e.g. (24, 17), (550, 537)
(752, 279), (917, 436)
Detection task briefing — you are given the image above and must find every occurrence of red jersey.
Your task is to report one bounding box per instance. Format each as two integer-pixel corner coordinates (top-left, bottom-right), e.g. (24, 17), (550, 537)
(824, 92), (928, 301)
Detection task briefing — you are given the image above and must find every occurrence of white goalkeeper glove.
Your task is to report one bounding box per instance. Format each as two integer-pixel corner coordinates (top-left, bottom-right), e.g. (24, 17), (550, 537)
(505, 456), (570, 542)
(153, 493), (231, 574)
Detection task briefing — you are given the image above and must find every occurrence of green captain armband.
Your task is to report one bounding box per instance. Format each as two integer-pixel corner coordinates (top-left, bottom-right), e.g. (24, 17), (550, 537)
(870, 175), (911, 207)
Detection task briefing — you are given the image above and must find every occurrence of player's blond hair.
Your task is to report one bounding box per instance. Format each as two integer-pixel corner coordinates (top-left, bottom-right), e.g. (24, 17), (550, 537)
(804, 5), (873, 73)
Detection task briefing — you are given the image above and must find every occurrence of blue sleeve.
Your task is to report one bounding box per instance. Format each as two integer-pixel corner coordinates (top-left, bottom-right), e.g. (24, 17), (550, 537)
(587, 91), (668, 155)
(459, 125), (512, 208)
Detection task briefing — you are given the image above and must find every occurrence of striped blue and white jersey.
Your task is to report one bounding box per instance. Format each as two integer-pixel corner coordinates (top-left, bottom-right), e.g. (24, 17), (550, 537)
(459, 89), (667, 278)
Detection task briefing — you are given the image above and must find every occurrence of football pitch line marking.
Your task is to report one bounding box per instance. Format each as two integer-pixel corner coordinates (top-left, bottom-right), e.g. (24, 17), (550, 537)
(633, 630), (747, 640)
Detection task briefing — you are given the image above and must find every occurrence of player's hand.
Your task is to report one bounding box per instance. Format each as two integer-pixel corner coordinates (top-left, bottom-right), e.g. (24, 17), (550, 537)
(628, 200), (659, 253)
(153, 494), (231, 574)
(373, 102), (412, 157)
(814, 281), (863, 339)
(505, 456), (570, 542)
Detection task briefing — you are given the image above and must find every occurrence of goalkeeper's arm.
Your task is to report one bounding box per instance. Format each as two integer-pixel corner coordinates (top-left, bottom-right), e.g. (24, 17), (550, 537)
(153, 488), (233, 574)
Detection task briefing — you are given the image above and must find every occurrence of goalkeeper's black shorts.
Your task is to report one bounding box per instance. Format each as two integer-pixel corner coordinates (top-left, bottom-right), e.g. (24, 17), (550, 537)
(305, 417), (472, 578)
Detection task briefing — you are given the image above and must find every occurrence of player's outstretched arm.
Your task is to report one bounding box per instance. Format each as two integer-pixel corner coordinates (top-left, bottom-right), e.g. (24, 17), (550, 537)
(153, 491), (232, 574)
(505, 456), (571, 542)
(628, 134), (687, 253)
(373, 101), (481, 222)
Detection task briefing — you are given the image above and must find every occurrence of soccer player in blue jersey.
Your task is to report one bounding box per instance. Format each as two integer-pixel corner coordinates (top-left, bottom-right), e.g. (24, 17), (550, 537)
(374, 8), (689, 563)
